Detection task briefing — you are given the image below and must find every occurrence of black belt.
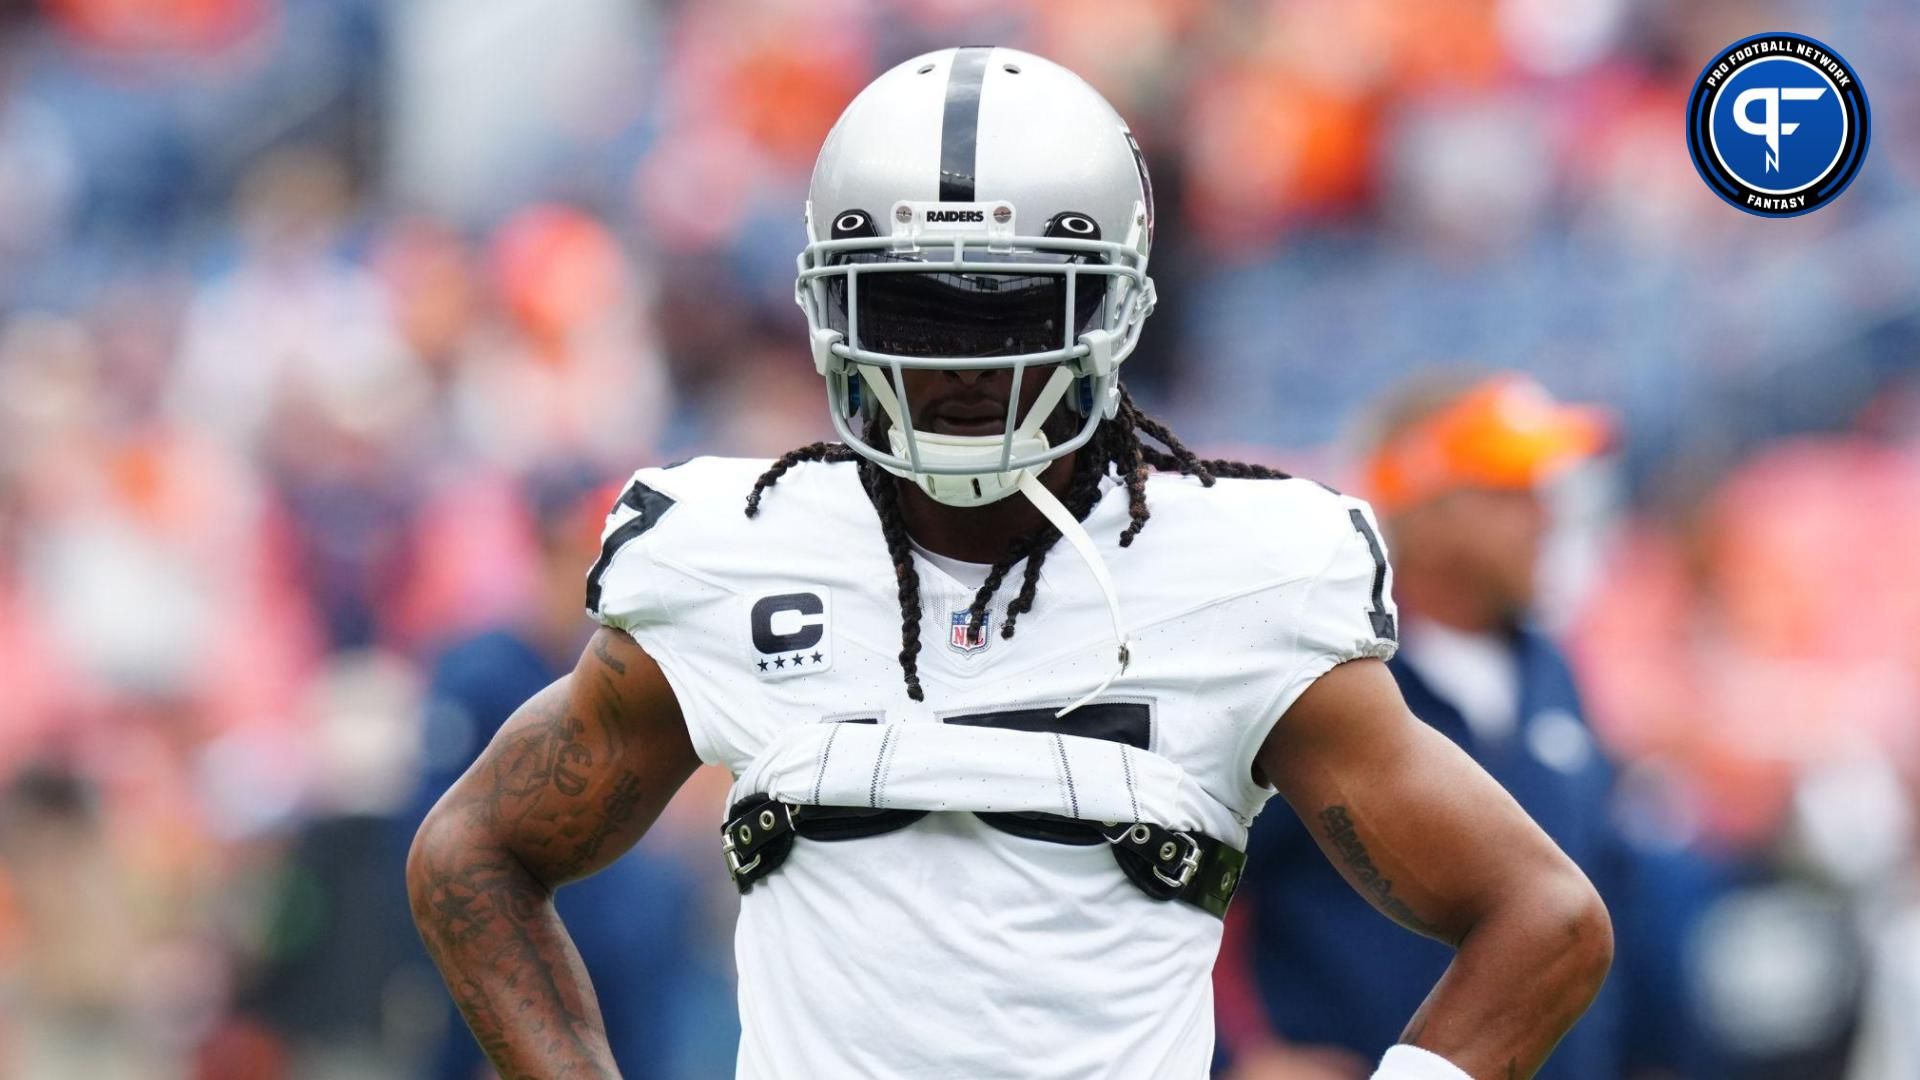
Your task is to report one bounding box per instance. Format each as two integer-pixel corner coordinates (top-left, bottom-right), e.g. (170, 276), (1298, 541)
(720, 796), (1246, 919)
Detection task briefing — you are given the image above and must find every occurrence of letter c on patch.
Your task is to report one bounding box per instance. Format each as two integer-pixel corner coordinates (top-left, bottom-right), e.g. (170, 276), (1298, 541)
(751, 592), (826, 653)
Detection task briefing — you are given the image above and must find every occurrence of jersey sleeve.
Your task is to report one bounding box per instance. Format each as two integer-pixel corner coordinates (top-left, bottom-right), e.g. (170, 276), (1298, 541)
(581, 460), (769, 773)
(584, 468), (680, 634)
(1233, 491), (1401, 795)
(1286, 495), (1400, 678)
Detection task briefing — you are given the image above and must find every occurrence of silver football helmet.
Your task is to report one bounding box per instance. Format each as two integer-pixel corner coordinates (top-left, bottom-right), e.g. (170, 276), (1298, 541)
(796, 46), (1157, 507)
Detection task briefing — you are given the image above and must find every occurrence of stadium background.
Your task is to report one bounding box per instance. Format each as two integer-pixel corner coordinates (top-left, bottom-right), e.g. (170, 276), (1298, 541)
(1, 0), (1916, 1076)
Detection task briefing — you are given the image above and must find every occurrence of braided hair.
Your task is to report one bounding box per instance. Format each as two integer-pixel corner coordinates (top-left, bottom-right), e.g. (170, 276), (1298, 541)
(743, 387), (1289, 700)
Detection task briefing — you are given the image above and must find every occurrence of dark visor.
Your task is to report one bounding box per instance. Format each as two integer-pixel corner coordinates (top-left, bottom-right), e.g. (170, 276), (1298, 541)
(825, 249), (1109, 360)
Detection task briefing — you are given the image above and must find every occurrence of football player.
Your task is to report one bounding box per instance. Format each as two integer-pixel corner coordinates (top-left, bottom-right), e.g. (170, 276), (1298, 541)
(408, 47), (1612, 1080)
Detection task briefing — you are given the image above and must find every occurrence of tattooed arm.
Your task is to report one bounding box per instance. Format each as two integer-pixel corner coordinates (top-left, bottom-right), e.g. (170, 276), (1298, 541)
(1255, 658), (1613, 1080)
(406, 627), (701, 1079)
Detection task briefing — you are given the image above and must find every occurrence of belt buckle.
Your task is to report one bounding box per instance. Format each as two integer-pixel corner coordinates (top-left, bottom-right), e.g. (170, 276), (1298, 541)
(721, 830), (763, 883)
(1152, 831), (1202, 891)
(725, 847), (763, 881)
(722, 802), (798, 885)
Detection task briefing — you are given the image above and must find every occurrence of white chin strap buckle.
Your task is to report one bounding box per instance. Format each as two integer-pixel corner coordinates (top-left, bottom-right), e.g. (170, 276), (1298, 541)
(885, 426), (1047, 508)
(862, 363), (1077, 509)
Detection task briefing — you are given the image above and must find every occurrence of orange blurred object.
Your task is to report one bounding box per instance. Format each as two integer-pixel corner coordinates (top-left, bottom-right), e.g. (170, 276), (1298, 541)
(1185, 65), (1379, 245)
(45, 0), (268, 52)
(721, 42), (864, 167)
(1364, 373), (1611, 513)
(194, 1016), (289, 1080)
(1704, 439), (1920, 662)
(490, 205), (628, 350)
(1379, 0), (1506, 90)
(1572, 439), (1920, 847)
(373, 217), (479, 369)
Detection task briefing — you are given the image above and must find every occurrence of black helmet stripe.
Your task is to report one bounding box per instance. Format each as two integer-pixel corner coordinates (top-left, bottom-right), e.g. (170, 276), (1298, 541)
(938, 47), (992, 201)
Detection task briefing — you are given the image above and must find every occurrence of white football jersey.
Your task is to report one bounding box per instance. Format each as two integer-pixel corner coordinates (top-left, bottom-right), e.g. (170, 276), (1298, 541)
(588, 456), (1398, 1079)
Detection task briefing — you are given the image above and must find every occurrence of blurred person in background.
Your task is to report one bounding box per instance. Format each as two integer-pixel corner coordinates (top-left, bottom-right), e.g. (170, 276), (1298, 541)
(394, 465), (731, 1080)
(222, 651), (427, 1078)
(1220, 371), (1725, 1080)
(0, 764), (145, 1078)
(1577, 435), (1920, 1077)
(451, 204), (672, 473)
(168, 147), (428, 652)
(166, 147), (417, 460)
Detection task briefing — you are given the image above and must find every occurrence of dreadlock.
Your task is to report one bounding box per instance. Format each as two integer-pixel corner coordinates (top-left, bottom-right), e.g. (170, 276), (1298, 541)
(743, 387), (1290, 700)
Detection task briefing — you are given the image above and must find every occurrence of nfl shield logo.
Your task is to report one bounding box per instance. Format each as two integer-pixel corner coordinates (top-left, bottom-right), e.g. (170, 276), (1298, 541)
(949, 609), (991, 654)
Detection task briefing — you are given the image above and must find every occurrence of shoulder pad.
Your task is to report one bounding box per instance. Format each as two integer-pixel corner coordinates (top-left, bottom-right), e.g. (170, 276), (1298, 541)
(584, 456), (774, 623)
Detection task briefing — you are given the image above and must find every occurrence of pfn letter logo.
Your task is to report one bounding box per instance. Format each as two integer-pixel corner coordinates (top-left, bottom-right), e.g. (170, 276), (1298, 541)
(1732, 85), (1828, 172)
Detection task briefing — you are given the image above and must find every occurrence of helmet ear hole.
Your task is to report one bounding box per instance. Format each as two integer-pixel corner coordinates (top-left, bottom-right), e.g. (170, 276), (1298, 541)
(831, 210), (878, 240)
(1042, 212), (1102, 240)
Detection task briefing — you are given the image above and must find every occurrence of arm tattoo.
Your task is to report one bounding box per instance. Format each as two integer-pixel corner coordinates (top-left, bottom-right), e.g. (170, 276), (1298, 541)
(550, 716), (593, 796)
(1318, 805), (1443, 938)
(550, 772), (646, 881)
(485, 700), (596, 826)
(592, 633), (628, 675)
(409, 674), (657, 1078)
(413, 847), (616, 1078)
(592, 670), (630, 763)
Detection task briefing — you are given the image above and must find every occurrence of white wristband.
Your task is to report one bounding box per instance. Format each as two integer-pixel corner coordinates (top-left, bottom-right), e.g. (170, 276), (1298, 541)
(1371, 1044), (1476, 1080)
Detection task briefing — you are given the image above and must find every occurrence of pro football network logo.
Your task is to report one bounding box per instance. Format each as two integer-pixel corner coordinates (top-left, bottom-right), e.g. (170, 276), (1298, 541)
(949, 609), (991, 655)
(1686, 32), (1869, 218)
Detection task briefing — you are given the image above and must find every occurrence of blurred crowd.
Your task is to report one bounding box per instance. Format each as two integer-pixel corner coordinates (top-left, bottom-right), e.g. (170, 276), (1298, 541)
(0, 0), (1917, 1077)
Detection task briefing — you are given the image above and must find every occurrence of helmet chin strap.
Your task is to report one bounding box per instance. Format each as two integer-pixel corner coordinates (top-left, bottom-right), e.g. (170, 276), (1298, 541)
(858, 363), (1074, 508)
(855, 362), (1131, 716)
